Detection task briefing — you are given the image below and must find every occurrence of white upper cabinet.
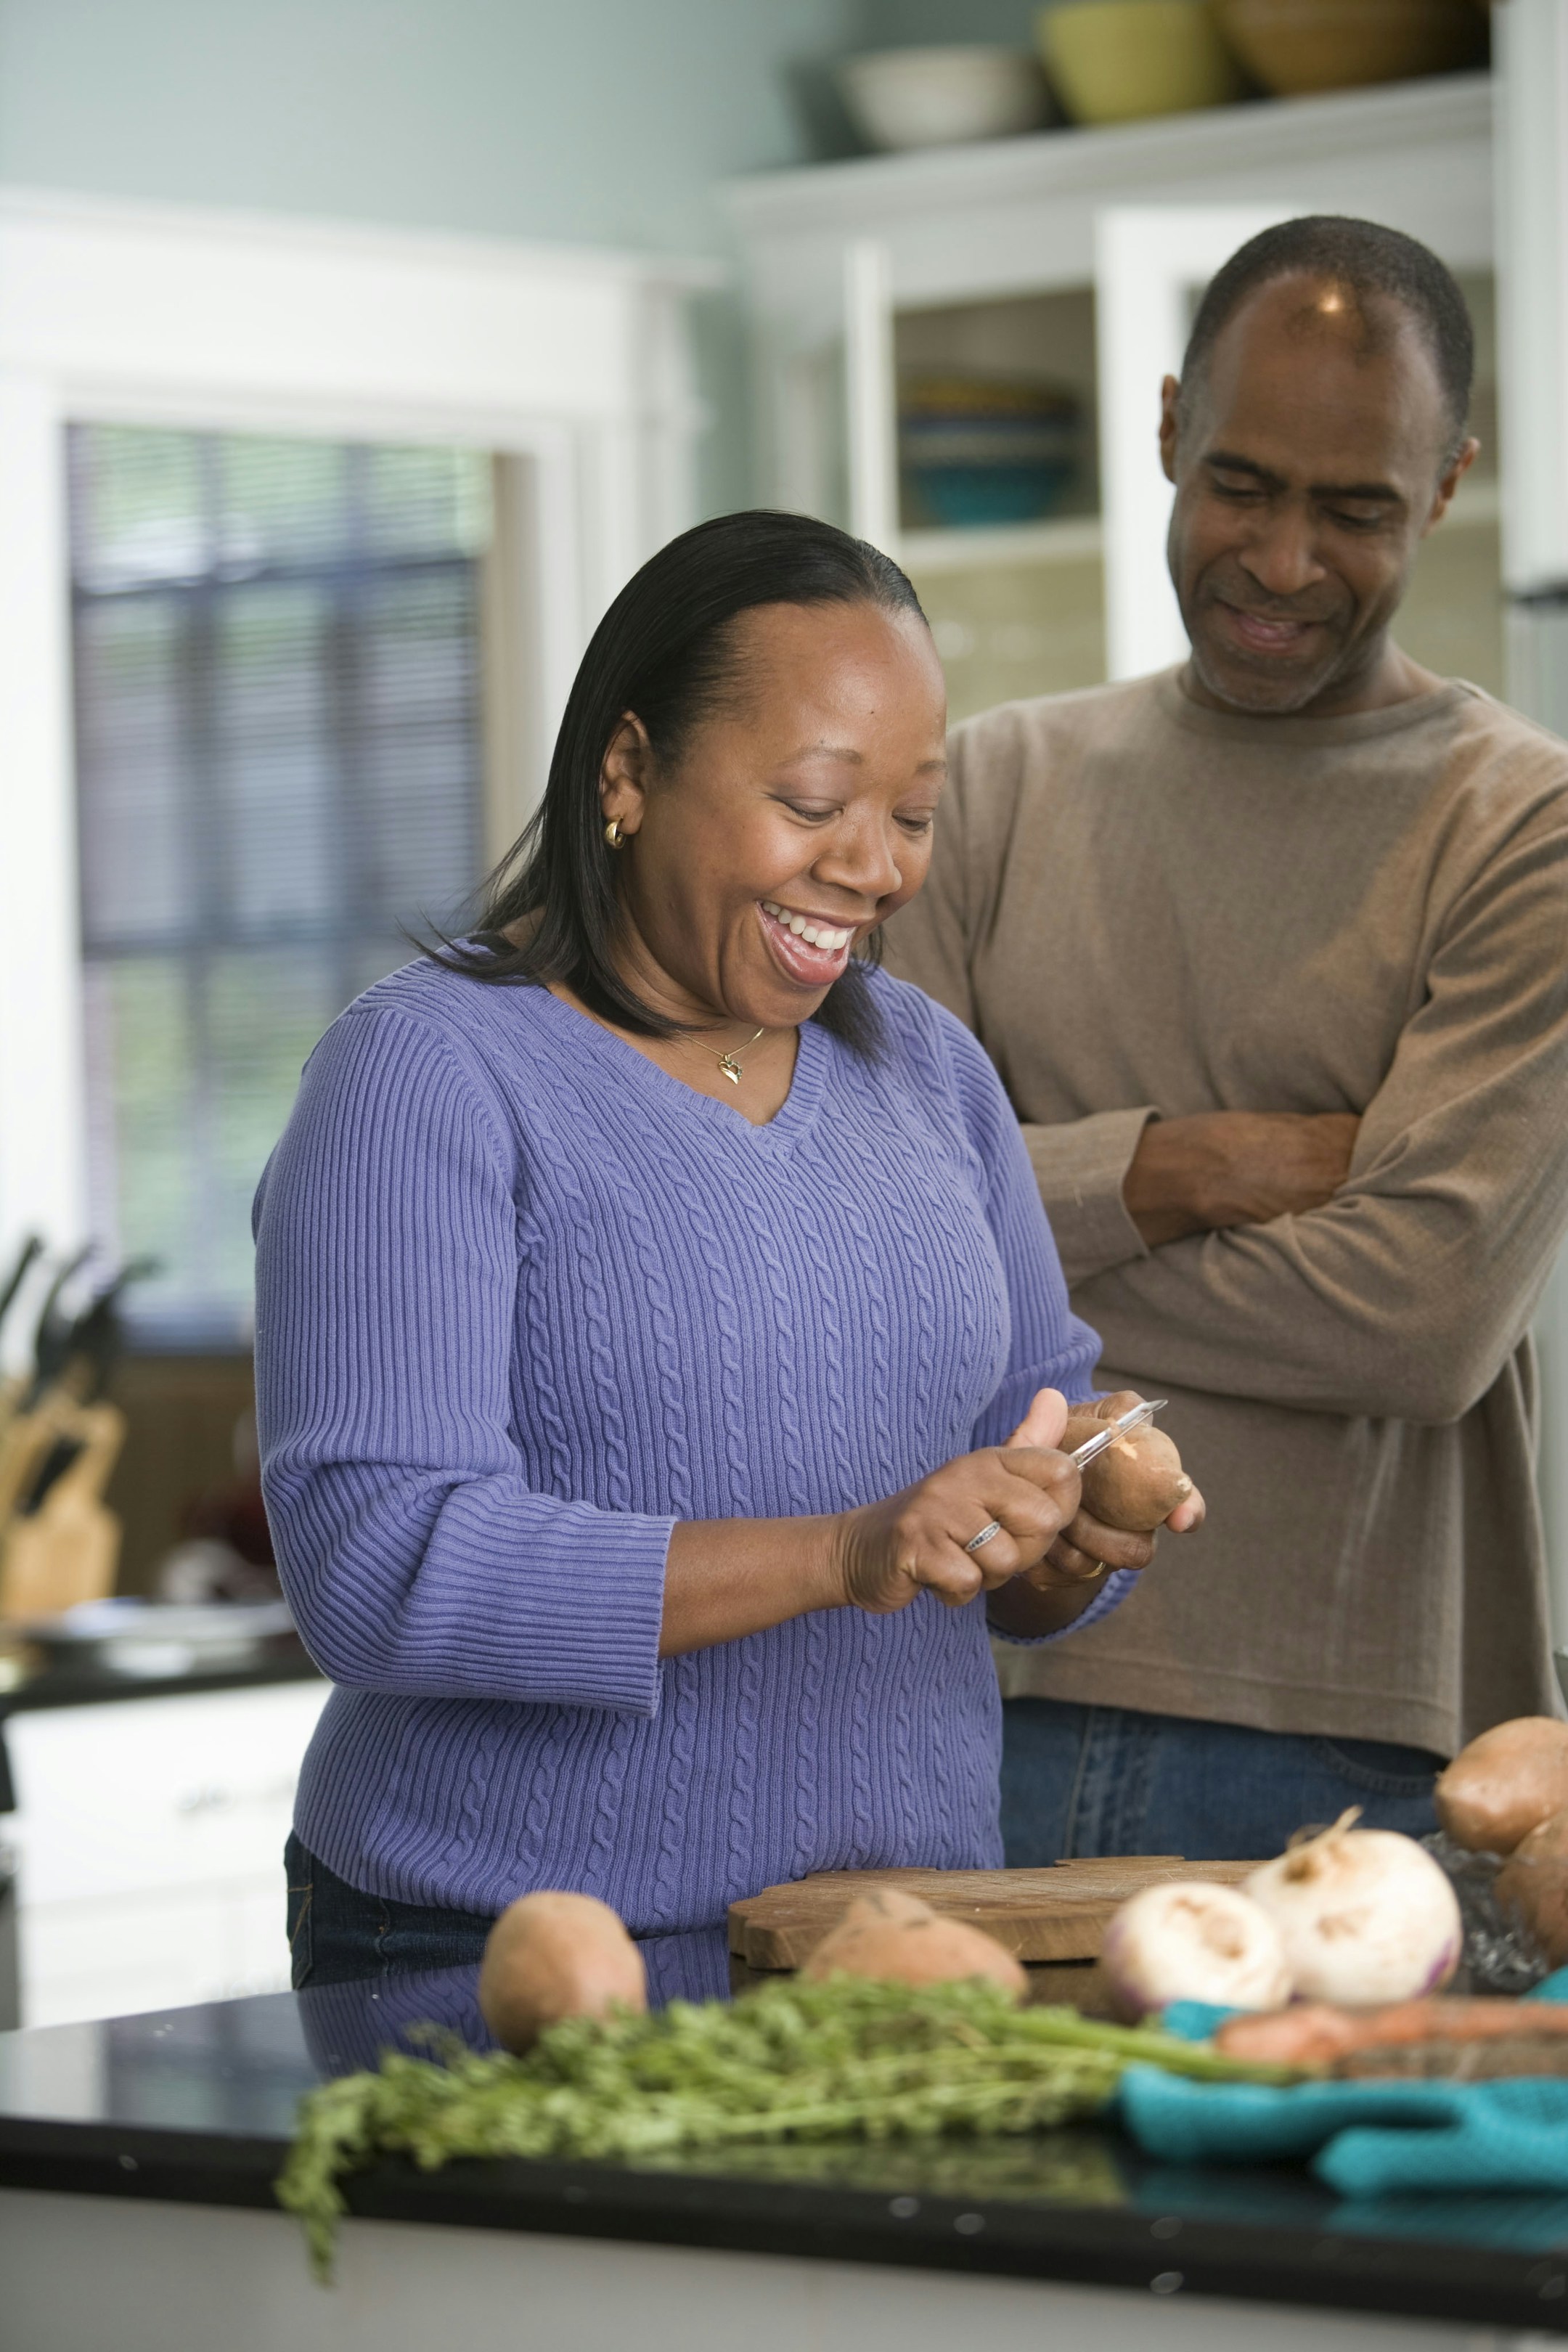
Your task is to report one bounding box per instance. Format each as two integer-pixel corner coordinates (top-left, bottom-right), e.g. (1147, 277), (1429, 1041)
(724, 75), (1498, 715)
(1495, 0), (1568, 596)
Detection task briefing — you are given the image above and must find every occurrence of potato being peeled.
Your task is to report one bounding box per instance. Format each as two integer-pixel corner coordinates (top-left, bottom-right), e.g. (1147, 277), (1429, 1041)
(1065, 1403), (1193, 1533)
(478, 1890), (648, 2052)
(1434, 1717), (1568, 1855)
(801, 1887), (1027, 1999)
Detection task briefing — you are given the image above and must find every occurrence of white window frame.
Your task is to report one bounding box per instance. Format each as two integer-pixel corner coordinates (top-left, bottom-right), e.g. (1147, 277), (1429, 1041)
(0, 188), (717, 1297)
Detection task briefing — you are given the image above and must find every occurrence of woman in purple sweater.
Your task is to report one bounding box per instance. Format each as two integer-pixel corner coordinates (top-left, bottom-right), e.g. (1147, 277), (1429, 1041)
(257, 513), (1201, 1988)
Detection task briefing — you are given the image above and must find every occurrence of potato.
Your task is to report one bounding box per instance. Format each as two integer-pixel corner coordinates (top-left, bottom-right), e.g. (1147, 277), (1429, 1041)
(801, 1886), (1028, 1999)
(1495, 1807), (1568, 1966)
(478, 1890), (648, 2052)
(1064, 1404), (1193, 1533)
(1434, 1717), (1568, 1855)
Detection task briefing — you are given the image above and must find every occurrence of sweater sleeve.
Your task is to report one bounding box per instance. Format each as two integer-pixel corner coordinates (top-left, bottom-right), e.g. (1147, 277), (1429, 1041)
(944, 1013), (1101, 1441)
(253, 1006), (672, 1713)
(1078, 799), (1568, 1425)
(926, 1004), (1136, 1643)
(1020, 1110), (1158, 1286)
(884, 716), (1155, 1284)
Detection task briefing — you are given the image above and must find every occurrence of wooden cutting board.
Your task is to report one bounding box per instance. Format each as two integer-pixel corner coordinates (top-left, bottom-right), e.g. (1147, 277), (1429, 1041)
(728, 1857), (1262, 1969)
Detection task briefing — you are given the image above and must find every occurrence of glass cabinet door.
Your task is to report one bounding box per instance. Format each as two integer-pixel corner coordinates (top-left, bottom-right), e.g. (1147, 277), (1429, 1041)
(809, 206), (1502, 723)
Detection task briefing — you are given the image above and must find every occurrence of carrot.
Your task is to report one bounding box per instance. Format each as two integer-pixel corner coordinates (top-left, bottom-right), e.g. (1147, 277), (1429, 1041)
(1217, 1996), (1568, 2070)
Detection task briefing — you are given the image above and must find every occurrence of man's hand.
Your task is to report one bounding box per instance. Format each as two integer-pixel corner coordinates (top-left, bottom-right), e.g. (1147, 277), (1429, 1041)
(1124, 1112), (1360, 1250)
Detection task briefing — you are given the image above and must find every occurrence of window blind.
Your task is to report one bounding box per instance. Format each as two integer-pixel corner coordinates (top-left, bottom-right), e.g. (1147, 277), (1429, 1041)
(69, 425), (491, 1342)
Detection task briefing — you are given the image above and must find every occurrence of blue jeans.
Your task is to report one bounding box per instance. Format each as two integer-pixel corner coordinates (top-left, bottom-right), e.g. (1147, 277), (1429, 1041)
(1000, 1699), (1442, 1866)
(284, 1835), (735, 2004)
(285, 1832), (494, 1989)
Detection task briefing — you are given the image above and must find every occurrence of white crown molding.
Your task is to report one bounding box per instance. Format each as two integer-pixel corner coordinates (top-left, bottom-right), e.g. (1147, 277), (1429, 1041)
(0, 185), (722, 433)
(0, 184), (725, 290)
(725, 73), (1492, 237)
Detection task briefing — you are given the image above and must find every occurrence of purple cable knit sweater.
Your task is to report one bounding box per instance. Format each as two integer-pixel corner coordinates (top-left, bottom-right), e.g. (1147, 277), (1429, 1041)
(253, 960), (1126, 1930)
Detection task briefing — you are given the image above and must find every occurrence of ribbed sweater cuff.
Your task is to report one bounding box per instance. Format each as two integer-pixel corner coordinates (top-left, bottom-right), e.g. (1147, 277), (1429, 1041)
(431, 1489), (675, 1716)
(1021, 1108), (1156, 1285)
(988, 1567), (1137, 1649)
(271, 1461), (675, 1718)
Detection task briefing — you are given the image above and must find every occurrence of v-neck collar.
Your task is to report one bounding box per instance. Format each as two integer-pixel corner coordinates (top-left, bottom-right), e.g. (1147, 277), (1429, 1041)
(529, 984), (827, 1149)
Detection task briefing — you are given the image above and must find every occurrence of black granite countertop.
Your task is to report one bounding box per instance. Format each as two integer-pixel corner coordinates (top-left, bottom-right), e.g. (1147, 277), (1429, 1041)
(2, 1943), (1567, 2330)
(0, 1641), (321, 1718)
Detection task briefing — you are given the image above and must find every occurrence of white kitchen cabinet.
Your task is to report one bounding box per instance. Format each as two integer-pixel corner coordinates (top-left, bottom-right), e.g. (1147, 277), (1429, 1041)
(724, 74), (1500, 716)
(4, 1678), (329, 2027)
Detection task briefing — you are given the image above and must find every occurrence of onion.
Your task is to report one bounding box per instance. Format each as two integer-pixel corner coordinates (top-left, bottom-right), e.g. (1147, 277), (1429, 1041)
(1100, 1880), (1293, 2021)
(1243, 1810), (1462, 2006)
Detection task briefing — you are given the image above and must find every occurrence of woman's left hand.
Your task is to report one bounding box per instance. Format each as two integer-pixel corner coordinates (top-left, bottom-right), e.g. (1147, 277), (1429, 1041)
(1009, 1388), (1204, 1593)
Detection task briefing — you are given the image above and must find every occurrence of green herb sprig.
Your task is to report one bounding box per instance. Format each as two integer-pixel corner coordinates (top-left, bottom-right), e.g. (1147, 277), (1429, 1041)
(278, 1975), (1293, 2279)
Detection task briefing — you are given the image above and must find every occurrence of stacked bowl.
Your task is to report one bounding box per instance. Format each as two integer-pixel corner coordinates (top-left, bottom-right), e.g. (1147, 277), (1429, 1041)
(838, 7), (1490, 155)
(899, 376), (1086, 530)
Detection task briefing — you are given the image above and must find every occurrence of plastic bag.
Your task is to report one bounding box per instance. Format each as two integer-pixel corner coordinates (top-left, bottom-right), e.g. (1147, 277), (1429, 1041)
(1425, 1830), (1552, 1994)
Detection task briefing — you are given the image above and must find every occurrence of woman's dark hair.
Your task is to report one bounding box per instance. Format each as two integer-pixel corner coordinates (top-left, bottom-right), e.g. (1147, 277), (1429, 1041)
(430, 508), (927, 1057)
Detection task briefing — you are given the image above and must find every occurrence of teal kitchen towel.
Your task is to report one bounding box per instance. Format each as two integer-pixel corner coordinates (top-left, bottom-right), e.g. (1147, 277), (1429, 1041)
(1118, 1969), (1568, 2196)
(1118, 2071), (1568, 2198)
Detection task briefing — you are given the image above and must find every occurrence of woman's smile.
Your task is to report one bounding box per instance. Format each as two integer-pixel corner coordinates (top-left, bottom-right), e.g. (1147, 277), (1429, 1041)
(756, 897), (855, 987)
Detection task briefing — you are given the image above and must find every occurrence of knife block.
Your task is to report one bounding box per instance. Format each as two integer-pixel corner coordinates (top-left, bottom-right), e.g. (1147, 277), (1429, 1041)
(0, 1400), (126, 1620)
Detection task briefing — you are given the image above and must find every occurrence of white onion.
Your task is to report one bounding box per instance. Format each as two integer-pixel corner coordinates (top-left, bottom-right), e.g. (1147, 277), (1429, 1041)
(1100, 1880), (1293, 2022)
(1243, 1810), (1462, 2006)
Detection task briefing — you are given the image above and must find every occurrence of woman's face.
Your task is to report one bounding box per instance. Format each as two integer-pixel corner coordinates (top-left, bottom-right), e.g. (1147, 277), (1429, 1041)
(603, 600), (947, 1032)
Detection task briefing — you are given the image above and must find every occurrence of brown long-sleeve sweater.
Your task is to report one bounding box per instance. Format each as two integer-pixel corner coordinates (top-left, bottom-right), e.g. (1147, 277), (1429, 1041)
(884, 668), (1568, 1755)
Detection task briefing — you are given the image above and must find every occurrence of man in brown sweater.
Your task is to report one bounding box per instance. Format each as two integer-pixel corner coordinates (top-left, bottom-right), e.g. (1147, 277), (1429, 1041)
(887, 217), (1568, 1862)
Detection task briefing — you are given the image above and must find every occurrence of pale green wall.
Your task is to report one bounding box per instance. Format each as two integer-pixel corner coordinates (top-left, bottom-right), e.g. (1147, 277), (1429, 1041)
(0, 0), (1060, 503)
(0, 0), (857, 250)
(860, 0), (1042, 44)
(0, 0), (876, 507)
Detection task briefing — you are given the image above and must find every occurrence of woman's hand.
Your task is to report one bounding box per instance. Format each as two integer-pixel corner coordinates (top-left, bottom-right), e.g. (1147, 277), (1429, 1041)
(830, 1388), (1082, 1615)
(659, 1387), (1203, 1657)
(1030, 1389), (1205, 1587)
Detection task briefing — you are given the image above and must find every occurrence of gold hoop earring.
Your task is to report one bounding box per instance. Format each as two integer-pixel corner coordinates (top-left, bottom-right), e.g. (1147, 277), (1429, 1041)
(604, 817), (626, 850)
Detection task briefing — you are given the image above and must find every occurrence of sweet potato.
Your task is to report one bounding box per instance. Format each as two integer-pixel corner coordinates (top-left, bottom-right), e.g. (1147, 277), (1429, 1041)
(478, 1890), (648, 2052)
(1434, 1716), (1568, 1855)
(1495, 1806), (1568, 1965)
(801, 1887), (1028, 1998)
(1065, 1404), (1192, 1533)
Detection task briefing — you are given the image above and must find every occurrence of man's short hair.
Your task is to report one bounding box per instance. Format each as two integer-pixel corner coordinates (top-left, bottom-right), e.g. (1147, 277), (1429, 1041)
(1178, 215), (1474, 460)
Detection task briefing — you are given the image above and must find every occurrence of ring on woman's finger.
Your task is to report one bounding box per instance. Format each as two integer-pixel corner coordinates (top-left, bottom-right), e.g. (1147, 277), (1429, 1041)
(963, 1519), (1003, 1554)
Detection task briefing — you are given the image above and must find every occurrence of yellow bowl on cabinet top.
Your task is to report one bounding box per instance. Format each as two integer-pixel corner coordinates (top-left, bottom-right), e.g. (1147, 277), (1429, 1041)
(1038, 0), (1244, 124)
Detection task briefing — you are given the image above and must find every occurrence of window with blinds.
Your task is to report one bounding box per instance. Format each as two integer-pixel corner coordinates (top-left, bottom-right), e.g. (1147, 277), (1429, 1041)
(69, 424), (491, 1342)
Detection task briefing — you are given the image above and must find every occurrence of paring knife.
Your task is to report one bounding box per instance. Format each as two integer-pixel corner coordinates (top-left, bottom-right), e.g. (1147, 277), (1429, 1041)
(1069, 1398), (1167, 1471)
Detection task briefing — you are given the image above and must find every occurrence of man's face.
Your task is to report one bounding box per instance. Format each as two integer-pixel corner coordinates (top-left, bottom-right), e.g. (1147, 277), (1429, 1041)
(1163, 274), (1476, 716)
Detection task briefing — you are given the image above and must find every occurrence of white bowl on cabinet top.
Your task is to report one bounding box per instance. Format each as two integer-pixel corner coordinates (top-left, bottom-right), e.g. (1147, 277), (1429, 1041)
(836, 46), (1055, 152)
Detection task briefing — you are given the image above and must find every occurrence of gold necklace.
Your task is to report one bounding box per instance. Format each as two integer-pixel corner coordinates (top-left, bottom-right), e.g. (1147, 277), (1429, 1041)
(692, 1026), (765, 1085)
